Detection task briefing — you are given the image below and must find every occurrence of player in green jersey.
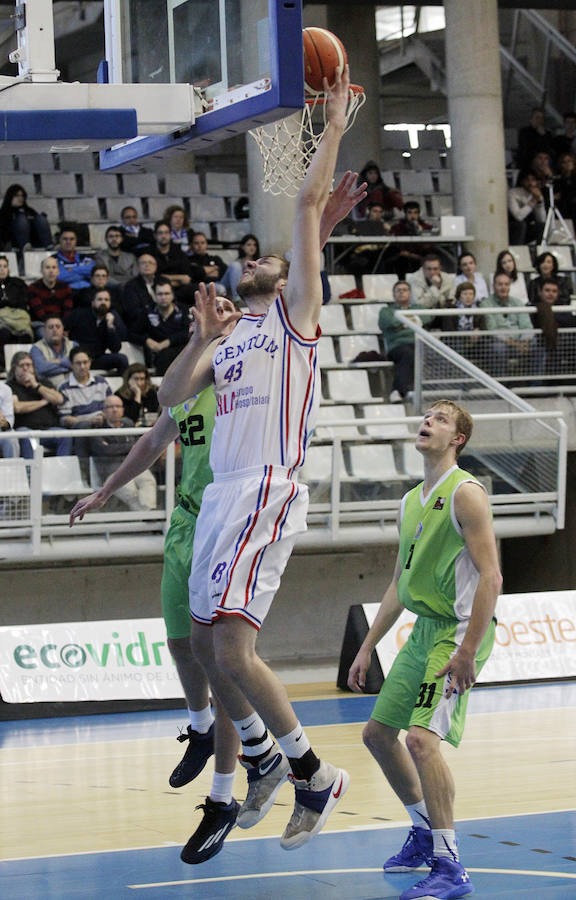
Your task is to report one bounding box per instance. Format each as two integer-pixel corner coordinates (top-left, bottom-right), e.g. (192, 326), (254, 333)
(348, 400), (502, 900)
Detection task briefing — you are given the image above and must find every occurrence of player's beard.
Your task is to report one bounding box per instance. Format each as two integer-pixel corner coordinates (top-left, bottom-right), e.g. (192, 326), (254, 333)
(236, 270), (279, 299)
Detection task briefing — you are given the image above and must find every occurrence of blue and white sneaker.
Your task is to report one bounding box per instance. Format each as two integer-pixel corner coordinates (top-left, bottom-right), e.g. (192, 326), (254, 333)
(236, 743), (291, 828)
(399, 856), (474, 899)
(280, 760), (350, 850)
(383, 826), (433, 871)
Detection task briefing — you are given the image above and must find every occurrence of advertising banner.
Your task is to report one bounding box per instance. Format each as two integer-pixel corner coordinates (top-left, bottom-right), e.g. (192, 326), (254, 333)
(0, 618), (185, 703)
(365, 590), (576, 683)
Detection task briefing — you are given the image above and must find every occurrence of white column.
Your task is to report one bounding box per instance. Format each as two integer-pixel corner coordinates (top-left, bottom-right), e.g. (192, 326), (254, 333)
(444, 0), (508, 275)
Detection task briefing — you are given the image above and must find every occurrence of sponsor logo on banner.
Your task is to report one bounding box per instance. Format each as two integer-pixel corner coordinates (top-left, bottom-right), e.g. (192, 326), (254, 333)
(364, 591), (576, 683)
(0, 619), (185, 703)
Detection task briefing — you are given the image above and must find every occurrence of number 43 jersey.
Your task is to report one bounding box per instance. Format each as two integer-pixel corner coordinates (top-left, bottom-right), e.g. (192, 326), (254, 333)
(169, 387), (216, 515)
(209, 297), (320, 475)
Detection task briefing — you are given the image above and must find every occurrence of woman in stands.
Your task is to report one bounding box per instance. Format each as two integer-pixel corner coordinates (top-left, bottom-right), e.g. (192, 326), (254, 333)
(493, 249), (529, 304)
(528, 251), (572, 305)
(221, 233), (260, 300)
(164, 205), (193, 255)
(455, 251), (489, 300)
(0, 184), (54, 251)
(115, 363), (159, 426)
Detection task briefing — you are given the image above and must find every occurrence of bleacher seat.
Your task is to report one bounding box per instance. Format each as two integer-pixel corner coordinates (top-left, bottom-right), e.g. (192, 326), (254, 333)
(399, 171), (434, 195)
(18, 153), (56, 173)
(401, 442), (425, 479)
(430, 196), (454, 216)
(1, 174), (36, 195)
(418, 129), (447, 150)
(2, 252), (20, 276)
(327, 274), (356, 298)
(105, 376), (123, 393)
(380, 150), (408, 169)
(121, 174), (159, 196)
(62, 197), (101, 221)
(83, 172), (121, 197)
(325, 370), (372, 403)
(508, 246), (534, 272)
(382, 130), (411, 151)
(362, 404), (411, 439)
(348, 444), (405, 481)
(300, 444), (349, 482)
(317, 336), (337, 366)
(190, 220), (211, 237)
(146, 196), (183, 221)
(88, 224), (108, 249)
(339, 334), (381, 365)
(362, 275), (397, 302)
(0, 157), (16, 174)
(218, 222), (250, 242)
(314, 405), (359, 439)
(57, 152), (98, 171)
(33, 197), (60, 222)
(41, 456), (91, 496)
(165, 173), (202, 196)
(23, 250), (52, 280)
(191, 196), (227, 220)
(120, 342), (146, 365)
(0, 458), (30, 504)
(105, 197), (143, 222)
(4, 344), (32, 371)
(319, 304), (348, 335)
(349, 304), (384, 334)
(408, 150), (441, 169)
(205, 172), (241, 195)
(436, 171), (453, 193)
(40, 174), (77, 197)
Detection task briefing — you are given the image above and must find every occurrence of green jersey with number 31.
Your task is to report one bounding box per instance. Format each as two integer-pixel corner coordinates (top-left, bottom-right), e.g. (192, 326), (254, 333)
(169, 387), (216, 515)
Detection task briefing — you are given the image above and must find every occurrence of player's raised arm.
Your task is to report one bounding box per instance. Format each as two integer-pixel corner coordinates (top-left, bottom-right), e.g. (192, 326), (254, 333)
(69, 407), (179, 525)
(284, 65), (351, 338)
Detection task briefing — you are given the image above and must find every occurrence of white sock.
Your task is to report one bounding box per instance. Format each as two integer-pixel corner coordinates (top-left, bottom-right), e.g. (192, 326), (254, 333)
(276, 722), (311, 759)
(209, 771), (236, 805)
(231, 712), (273, 759)
(406, 799), (431, 830)
(432, 828), (459, 861)
(188, 705), (214, 734)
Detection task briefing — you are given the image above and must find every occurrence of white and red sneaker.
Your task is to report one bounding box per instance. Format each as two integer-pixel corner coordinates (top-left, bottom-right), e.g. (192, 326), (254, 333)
(280, 761), (350, 850)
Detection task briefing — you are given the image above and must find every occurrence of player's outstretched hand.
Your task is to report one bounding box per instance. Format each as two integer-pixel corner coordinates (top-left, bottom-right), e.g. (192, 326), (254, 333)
(69, 490), (108, 526)
(325, 171), (367, 225)
(347, 646), (371, 693)
(192, 283), (241, 342)
(323, 63), (350, 129)
(435, 648), (476, 697)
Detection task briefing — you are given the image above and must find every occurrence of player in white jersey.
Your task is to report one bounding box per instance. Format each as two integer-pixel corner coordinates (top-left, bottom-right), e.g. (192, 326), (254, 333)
(159, 66), (359, 850)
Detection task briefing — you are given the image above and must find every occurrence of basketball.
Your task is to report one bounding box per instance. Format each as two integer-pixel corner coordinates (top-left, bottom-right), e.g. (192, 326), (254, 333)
(303, 27), (348, 95)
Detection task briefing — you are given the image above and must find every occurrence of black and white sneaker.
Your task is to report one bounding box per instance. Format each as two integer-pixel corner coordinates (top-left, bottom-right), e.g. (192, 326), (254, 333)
(180, 796), (239, 864)
(169, 723), (215, 788)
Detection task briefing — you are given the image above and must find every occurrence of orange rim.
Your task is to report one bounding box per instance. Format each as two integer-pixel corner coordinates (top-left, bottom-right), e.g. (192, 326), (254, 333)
(305, 83), (365, 105)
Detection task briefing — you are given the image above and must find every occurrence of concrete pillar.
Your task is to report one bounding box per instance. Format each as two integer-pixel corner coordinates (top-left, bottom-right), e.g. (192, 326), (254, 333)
(444, 0), (508, 275)
(245, 131), (296, 255)
(326, 4), (381, 173)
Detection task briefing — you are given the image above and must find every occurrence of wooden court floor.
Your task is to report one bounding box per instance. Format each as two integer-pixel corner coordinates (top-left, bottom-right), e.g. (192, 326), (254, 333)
(1, 681), (575, 898)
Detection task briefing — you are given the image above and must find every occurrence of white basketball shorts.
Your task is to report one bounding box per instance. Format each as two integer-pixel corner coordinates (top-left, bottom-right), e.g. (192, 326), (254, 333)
(189, 464), (308, 630)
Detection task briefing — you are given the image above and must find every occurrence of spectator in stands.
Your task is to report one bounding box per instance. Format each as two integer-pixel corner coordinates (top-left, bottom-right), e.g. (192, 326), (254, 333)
(346, 202), (391, 275)
(141, 280), (190, 375)
(409, 253), (454, 308)
(221, 233), (260, 300)
(53, 228), (94, 291)
(443, 282), (484, 362)
(64, 289), (128, 374)
(531, 277), (576, 372)
(507, 171), (546, 245)
(59, 347), (111, 432)
(480, 272), (539, 375)
(28, 256), (74, 335)
(7, 350), (71, 458)
(119, 206), (154, 254)
(378, 280), (422, 403)
(355, 160), (403, 221)
(0, 184), (53, 251)
(164, 205), (193, 255)
(122, 253), (163, 343)
(555, 152), (576, 222)
(115, 363), (159, 426)
(455, 251), (489, 300)
(30, 316), (76, 387)
(95, 226), (138, 286)
(76, 263), (122, 311)
(493, 249), (529, 304)
(355, 202), (391, 234)
(552, 112), (576, 160)
(87, 394), (157, 511)
(517, 107), (554, 170)
(388, 201), (433, 276)
(528, 251), (572, 306)
(530, 151), (555, 210)
(188, 231), (228, 292)
(0, 380), (18, 458)
(150, 221), (203, 305)
(0, 254), (33, 369)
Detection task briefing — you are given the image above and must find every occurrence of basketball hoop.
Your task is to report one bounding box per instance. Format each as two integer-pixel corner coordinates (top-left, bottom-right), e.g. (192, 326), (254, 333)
(249, 84), (366, 197)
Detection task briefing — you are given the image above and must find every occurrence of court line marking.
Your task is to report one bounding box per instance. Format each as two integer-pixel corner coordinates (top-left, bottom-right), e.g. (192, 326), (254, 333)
(127, 867), (576, 889)
(2, 809), (574, 862)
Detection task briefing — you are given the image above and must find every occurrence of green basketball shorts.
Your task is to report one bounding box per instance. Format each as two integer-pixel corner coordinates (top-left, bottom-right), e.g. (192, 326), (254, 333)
(161, 504), (198, 639)
(370, 614), (495, 748)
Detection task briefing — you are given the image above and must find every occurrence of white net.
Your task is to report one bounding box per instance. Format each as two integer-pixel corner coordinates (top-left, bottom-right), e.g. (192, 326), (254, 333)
(249, 87), (365, 197)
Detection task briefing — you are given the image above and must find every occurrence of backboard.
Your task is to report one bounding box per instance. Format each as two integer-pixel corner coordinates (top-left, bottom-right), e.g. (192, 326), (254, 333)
(99, 0), (304, 170)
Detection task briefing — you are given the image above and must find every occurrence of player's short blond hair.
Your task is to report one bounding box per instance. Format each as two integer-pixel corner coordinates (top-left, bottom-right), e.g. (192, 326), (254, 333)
(430, 400), (473, 457)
